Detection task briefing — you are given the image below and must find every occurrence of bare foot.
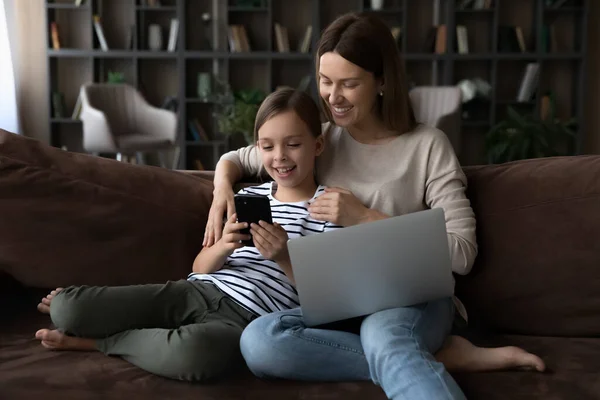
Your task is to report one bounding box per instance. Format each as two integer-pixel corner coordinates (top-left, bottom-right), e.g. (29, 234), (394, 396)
(37, 288), (64, 314)
(34, 329), (97, 352)
(436, 335), (546, 373)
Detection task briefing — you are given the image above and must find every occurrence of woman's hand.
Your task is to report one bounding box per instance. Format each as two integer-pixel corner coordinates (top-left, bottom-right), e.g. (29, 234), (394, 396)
(203, 184), (236, 247)
(250, 221), (290, 265)
(218, 214), (251, 256)
(308, 187), (385, 227)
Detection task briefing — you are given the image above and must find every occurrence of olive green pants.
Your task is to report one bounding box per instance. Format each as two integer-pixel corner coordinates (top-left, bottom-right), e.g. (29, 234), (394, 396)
(49, 279), (256, 382)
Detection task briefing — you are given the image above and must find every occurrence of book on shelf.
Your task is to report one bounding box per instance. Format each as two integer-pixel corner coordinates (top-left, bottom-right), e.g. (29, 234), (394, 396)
(540, 92), (554, 120)
(423, 26), (437, 52)
(167, 19), (179, 52)
(516, 62), (540, 102)
(458, 0), (493, 9)
(228, 25), (251, 52)
(434, 24), (447, 54)
(498, 25), (525, 53)
(547, 0), (571, 8)
(50, 22), (60, 50)
(298, 25), (312, 53)
(52, 92), (65, 118)
(456, 25), (469, 54)
(188, 119), (210, 142)
(422, 24), (448, 54)
(194, 159), (205, 171)
(74, 0), (84, 6)
(126, 25), (135, 50)
(274, 23), (289, 52)
(93, 15), (109, 51)
(72, 94), (82, 119)
(542, 24), (559, 53)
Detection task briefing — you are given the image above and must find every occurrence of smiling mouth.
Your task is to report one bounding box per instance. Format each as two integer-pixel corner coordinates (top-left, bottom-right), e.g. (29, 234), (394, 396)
(331, 106), (353, 115)
(275, 166), (296, 174)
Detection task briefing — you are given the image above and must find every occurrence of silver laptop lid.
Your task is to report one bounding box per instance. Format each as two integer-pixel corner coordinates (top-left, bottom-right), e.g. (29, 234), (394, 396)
(288, 208), (454, 326)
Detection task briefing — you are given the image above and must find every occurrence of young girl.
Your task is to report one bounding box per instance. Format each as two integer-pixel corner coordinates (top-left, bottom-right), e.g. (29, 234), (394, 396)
(35, 87), (337, 382)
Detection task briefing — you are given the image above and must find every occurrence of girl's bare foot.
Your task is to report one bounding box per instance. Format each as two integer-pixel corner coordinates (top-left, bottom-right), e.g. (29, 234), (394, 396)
(34, 329), (97, 351)
(37, 288), (64, 314)
(436, 335), (546, 373)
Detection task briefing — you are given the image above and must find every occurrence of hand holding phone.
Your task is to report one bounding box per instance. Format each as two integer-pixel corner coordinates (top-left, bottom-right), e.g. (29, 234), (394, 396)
(234, 194), (273, 247)
(218, 214), (251, 255)
(250, 220), (291, 266)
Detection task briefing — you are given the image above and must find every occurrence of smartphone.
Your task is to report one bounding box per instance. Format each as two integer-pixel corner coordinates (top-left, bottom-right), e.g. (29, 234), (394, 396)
(234, 194), (273, 247)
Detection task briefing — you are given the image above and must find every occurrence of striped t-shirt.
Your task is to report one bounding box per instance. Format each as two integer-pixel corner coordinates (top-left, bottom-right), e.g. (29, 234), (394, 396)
(188, 182), (342, 316)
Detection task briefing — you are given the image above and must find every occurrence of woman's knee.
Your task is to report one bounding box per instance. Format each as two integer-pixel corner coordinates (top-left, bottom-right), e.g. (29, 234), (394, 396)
(240, 310), (303, 378)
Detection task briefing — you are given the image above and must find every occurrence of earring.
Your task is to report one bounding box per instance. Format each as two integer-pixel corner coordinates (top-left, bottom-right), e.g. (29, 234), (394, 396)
(379, 90), (384, 97)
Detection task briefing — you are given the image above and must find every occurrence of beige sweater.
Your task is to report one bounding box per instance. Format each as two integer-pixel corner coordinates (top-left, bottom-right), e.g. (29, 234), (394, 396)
(221, 123), (478, 275)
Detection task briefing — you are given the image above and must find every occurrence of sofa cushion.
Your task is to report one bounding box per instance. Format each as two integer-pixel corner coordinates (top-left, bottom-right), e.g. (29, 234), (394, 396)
(453, 333), (600, 400)
(458, 156), (600, 337)
(0, 129), (213, 288)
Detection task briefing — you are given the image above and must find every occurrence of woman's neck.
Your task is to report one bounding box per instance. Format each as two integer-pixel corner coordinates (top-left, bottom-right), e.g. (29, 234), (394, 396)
(273, 178), (318, 203)
(346, 113), (397, 144)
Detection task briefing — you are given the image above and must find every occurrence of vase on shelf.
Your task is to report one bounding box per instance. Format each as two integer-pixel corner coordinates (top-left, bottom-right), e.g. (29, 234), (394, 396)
(370, 0), (384, 10)
(197, 73), (212, 101)
(148, 24), (163, 51)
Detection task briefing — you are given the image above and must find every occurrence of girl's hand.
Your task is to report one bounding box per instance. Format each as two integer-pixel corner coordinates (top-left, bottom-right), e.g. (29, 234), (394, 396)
(218, 214), (251, 256)
(203, 184), (236, 247)
(250, 221), (290, 265)
(308, 187), (374, 227)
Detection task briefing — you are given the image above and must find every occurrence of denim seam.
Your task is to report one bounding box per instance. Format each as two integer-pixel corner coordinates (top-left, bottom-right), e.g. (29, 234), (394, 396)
(409, 302), (455, 400)
(278, 314), (365, 356)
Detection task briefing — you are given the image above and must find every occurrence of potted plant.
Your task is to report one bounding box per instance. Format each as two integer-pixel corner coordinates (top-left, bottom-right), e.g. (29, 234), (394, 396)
(485, 106), (577, 164)
(212, 78), (266, 145)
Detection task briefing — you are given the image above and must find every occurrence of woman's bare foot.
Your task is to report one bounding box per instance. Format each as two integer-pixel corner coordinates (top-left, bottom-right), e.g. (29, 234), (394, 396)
(37, 288), (64, 314)
(436, 335), (546, 373)
(34, 329), (97, 351)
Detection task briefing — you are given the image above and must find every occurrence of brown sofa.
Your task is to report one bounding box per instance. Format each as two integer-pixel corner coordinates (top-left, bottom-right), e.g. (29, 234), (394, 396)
(1, 129), (599, 399)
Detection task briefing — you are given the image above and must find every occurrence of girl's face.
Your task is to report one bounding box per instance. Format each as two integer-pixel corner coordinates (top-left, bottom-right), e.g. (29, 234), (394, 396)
(257, 110), (324, 190)
(318, 52), (382, 129)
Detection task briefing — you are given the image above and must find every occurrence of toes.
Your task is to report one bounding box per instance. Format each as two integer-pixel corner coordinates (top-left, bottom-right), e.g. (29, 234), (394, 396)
(41, 297), (51, 305)
(41, 340), (57, 349)
(37, 303), (50, 314)
(35, 329), (49, 340)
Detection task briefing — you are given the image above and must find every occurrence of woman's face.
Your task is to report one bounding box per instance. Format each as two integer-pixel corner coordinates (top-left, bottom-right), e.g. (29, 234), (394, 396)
(318, 52), (381, 128)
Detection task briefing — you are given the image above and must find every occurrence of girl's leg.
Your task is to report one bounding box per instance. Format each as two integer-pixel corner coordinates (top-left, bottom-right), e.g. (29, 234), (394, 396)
(41, 282), (254, 381)
(97, 319), (246, 381)
(240, 308), (371, 381)
(360, 297), (466, 400)
(48, 280), (203, 337)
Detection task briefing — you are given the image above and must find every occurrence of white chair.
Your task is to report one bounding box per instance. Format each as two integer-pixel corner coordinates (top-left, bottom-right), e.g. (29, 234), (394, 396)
(79, 83), (178, 168)
(409, 86), (462, 157)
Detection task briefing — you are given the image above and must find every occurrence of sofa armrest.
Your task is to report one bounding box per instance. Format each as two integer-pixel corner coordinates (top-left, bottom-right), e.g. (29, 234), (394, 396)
(0, 129), (214, 289)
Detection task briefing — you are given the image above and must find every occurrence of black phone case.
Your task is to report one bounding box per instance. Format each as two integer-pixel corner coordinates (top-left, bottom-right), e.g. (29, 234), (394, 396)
(234, 194), (273, 247)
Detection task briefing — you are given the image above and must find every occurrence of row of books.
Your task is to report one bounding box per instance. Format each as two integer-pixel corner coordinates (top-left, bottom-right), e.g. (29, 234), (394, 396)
(426, 24), (567, 54)
(228, 24), (313, 53)
(457, 0), (494, 10)
(50, 17), (179, 52)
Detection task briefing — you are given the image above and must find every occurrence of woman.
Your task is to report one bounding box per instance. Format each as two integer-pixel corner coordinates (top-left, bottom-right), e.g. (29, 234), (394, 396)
(204, 12), (544, 399)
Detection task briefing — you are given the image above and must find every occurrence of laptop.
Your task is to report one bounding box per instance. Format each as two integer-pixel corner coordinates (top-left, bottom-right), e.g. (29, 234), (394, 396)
(287, 208), (454, 327)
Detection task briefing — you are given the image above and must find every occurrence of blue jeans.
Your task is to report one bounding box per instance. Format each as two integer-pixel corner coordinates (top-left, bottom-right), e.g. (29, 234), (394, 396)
(240, 297), (466, 400)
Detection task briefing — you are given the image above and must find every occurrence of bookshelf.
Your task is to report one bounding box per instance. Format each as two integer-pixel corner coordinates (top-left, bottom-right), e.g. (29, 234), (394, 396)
(45, 0), (589, 167)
